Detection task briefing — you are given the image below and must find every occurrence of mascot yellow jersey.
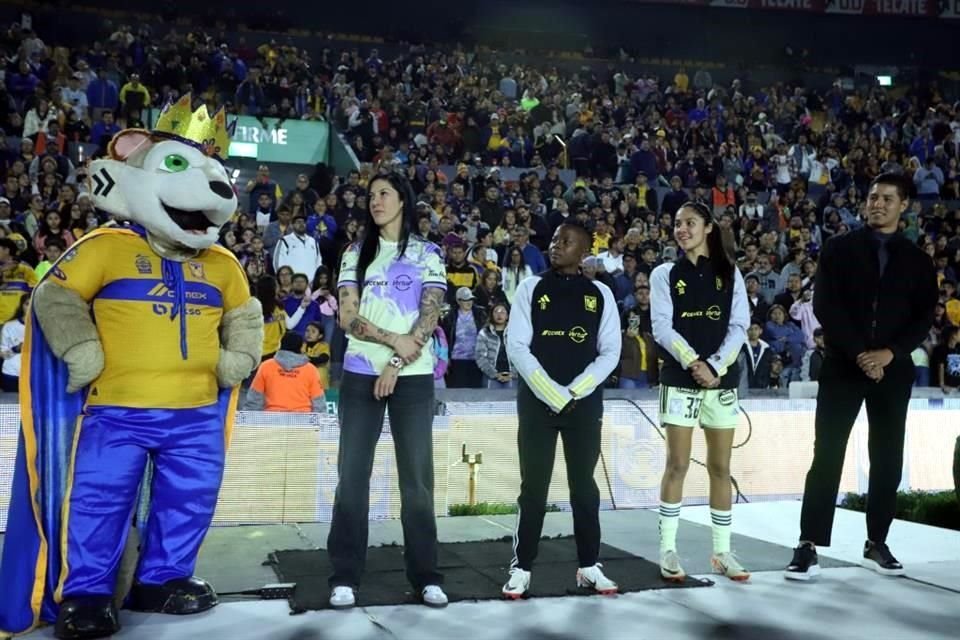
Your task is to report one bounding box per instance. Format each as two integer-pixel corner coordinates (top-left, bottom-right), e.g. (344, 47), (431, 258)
(52, 229), (249, 408)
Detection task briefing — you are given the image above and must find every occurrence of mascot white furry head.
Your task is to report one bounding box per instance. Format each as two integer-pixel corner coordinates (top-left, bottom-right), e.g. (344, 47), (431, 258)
(87, 94), (238, 255)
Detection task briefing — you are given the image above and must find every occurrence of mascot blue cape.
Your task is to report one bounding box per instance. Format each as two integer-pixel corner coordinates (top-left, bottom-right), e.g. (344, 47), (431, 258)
(0, 223), (241, 635)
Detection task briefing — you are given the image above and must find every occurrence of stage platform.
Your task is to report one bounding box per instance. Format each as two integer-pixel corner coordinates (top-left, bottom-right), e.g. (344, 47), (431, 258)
(2, 501), (958, 639)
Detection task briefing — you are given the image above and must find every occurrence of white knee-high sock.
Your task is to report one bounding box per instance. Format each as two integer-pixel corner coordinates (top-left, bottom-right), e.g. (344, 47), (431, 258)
(711, 508), (732, 554)
(659, 501), (681, 553)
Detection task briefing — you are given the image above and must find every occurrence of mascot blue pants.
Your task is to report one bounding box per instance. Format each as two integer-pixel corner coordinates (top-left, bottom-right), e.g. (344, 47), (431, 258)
(59, 405), (224, 597)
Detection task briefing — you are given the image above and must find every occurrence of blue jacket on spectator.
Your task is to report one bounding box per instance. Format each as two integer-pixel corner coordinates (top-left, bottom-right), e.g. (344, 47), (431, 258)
(233, 58), (248, 82)
(306, 213), (337, 242)
(909, 135), (934, 164)
(236, 80), (265, 116)
(283, 295), (321, 336)
(6, 71), (39, 105)
(629, 149), (658, 184)
(86, 78), (119, 110)
(763, 318), (806, 368)
(613, 271), (634, 304)
(90, 121), (121, 147)
(249, 180), (280, 215)
(914, 165), (944, 196)
(520, 243), (546, 275)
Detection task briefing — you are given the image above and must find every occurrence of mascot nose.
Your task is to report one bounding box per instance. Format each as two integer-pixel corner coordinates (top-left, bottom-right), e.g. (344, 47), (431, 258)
(209, 181), (234, 200)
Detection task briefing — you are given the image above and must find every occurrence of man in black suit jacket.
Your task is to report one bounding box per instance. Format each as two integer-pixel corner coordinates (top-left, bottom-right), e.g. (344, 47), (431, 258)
(785, 173), (938, 581)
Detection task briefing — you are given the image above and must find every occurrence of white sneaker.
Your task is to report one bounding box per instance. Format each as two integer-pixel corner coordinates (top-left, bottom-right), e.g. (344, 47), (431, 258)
(711, 552), (751, 582)
(421, 585), (448, 608)
(576, 563), (618, 595)
(329, 585), (355, 609)
(502, 567), (531, 599)
(660, 549), (686, 582)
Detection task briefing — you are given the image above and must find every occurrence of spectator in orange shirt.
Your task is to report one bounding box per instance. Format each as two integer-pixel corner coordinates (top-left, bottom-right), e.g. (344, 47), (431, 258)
(245, 332), (326, 413)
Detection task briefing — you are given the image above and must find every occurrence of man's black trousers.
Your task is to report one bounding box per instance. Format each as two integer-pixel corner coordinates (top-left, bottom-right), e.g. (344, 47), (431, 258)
(800, 356), (913, 546)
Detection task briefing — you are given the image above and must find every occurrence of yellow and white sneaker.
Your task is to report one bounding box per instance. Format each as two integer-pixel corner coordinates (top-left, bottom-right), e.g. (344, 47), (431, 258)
(660, 549), (686, 583)
(711, 552), (751, 582)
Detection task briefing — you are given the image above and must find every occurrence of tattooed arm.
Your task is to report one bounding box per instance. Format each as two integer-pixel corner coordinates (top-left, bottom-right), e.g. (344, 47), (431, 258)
(409, 286), (445, 344)
(338, 284), (424, 363)
(337, 285), (397, 348)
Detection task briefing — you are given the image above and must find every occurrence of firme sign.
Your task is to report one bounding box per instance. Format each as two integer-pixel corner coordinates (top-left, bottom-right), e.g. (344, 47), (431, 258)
(233, 124), (290, 145)
(147, 111), (329, 164)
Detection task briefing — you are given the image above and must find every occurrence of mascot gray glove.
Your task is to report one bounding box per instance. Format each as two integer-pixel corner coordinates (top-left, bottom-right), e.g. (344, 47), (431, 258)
(64, 340), (106, 394)
(32, 280), (106, 394)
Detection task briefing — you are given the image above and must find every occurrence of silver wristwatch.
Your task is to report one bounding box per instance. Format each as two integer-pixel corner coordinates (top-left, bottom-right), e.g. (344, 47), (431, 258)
(388, 356), (404, 370)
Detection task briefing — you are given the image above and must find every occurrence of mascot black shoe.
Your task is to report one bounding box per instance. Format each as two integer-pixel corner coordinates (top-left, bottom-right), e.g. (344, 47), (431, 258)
(127, 576), (218, 615)
(0, 94), (264, 638)
(54, 597), (120, 640)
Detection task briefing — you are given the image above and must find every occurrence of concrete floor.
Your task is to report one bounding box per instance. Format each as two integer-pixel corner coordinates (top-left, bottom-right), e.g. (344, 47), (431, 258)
(4, 502), (960, 639)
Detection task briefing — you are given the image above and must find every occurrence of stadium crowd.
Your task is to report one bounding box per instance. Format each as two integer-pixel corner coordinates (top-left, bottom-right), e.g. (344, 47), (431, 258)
(1, 18), (959, 397)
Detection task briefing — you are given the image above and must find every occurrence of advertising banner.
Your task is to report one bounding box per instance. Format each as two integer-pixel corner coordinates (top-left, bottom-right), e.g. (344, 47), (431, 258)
(147, 111), (330, 165)
(625, 0), (944, 17)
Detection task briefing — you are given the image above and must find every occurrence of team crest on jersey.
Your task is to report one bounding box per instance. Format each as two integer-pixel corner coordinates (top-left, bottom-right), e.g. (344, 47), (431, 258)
(716, 277), (723, 290)
(675, 279), (686, 295)
(584, 295), (597, 312)
(188, 261), (206, 281)
(135, 254), (153, 275)
(538, 294), (551, 310)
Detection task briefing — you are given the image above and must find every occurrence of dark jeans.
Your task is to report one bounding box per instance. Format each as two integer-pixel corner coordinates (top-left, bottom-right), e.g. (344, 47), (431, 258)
(800, 356), (913, 546)
(513, 383), (603, 570)
(327, 372), (442, 590)
(1, 373), (19, 393)
(446, 358), (483, 388)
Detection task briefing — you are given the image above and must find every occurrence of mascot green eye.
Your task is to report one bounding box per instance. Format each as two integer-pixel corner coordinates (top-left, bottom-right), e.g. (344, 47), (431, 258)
(162, 154), (190, 172)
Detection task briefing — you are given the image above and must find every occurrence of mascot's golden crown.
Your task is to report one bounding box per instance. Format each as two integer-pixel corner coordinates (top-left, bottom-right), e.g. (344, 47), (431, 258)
(152, 94), (234, 161)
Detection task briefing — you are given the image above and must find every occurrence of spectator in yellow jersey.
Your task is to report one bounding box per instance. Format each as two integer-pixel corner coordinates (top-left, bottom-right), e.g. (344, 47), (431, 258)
(303, 321), (331, 388)
(34, 236), (66, 280)
(118, 73), (150, 119)
(444, 238), (480, 305)
(0, 238), (38, 323)
(591, 219), (612, 256)
(674, 67), (689, 93)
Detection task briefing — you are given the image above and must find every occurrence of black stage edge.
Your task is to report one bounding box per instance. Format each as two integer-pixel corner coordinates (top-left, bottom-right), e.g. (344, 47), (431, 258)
(268, 535), (712, 611)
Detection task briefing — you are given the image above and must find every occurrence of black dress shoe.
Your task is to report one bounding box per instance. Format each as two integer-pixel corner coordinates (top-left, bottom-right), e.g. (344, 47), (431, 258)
(126, 576), (218, 615)
(55, 596), (120, 640)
